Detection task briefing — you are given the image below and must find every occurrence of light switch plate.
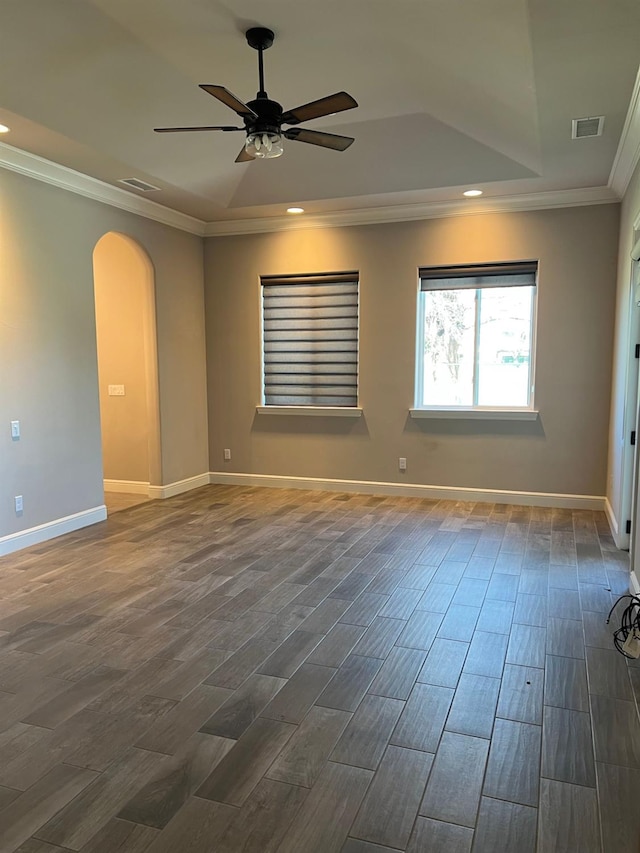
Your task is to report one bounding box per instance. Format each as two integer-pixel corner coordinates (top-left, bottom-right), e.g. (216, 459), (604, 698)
(108, 385), (125, 396)
(10, 420), (20, 439)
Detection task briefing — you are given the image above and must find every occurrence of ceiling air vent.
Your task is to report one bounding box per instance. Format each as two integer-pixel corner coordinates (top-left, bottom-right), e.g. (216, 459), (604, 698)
(571, 116), (604, 139)
(118, 177), (161, 192)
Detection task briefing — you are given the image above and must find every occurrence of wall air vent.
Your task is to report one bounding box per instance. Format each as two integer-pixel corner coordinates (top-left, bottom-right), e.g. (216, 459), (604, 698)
(571, 116), (605, 139)
(118, 177), (162, 192)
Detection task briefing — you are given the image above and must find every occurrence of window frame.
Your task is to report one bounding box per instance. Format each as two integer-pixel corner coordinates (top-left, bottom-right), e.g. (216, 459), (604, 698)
(258, 271), (362, 415)
(413, 261), (539, 417)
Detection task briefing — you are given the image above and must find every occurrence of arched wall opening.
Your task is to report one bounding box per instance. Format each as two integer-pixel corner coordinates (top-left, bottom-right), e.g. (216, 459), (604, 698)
(92, 232), (161, 499)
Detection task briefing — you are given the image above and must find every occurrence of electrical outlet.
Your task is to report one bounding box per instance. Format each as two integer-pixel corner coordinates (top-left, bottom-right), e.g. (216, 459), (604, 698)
(399, 457), (407, 471)
(224, 448), (231, 461)
(14, 495), (23, 513)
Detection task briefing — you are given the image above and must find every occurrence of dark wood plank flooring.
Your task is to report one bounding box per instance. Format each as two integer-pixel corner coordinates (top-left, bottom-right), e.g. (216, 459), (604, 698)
(0, 485), (637, 851)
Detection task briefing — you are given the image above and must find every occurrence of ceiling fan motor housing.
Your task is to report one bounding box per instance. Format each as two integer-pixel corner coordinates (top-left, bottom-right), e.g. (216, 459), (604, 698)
(245, 98), (283, 137)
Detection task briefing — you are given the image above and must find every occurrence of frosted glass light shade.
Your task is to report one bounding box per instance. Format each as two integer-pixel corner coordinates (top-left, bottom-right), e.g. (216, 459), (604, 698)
(245, 131), (284, 159)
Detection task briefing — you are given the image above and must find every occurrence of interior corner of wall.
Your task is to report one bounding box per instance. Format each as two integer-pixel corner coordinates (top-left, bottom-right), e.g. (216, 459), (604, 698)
(605, 495), (624, 545)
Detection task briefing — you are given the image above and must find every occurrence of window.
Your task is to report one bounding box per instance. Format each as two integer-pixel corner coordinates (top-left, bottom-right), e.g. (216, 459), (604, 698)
(261, 272), (359, 407)
(415, 261), (537, 410)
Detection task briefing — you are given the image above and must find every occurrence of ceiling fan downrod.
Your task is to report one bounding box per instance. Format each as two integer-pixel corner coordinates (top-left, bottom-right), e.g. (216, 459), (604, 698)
(245, 27), (275, 99)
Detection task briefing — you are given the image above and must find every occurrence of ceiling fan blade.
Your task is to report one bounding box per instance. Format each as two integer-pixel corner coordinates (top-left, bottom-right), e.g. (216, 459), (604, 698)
(235, 145), (255, 163)
(282, 92), (358, 126)
(284, 127), (354, 151)
(154, 125), (243, 133)
(199, 85), (258, 119)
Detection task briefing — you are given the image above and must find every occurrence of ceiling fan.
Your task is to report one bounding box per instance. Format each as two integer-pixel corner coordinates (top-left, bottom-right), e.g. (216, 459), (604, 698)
(155, 27), (358, 162)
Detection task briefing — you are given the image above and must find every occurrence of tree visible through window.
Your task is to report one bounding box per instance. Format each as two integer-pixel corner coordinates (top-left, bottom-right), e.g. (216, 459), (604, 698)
(416, 262), (537, 409)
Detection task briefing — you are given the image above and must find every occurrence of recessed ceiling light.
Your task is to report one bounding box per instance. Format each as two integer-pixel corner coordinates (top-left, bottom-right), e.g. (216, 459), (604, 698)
(0, 124), (10, 134)
(287, 207), (304, 214)
(463, 189), (483, 197)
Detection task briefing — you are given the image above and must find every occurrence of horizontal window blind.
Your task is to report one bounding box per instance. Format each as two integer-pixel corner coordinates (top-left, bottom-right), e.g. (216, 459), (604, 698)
(420, 261), (538, 291)
(262, 272), (359, 406)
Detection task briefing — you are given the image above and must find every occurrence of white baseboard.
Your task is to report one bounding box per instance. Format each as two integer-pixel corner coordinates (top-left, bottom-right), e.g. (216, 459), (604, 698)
(605, 498), (619, 536)
(148, 473), (210, 500)
(104, 474), (210, 500)
(208, 471), (606, 510)
(0, 506), (107, 557)
(103, 479), (150, 495)
(631, 571), (640, 596)
(604, 497), (629, 549)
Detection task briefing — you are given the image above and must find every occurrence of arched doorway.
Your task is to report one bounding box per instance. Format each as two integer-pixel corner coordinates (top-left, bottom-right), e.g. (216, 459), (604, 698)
(93, 232), (161, 511)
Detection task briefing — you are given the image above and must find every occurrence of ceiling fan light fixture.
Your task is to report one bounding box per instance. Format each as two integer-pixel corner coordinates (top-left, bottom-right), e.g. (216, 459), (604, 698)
(245, 131), (284, 159)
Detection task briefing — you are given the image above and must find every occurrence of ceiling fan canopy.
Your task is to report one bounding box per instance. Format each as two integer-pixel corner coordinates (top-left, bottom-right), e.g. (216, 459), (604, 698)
(155, 27), (358, 162)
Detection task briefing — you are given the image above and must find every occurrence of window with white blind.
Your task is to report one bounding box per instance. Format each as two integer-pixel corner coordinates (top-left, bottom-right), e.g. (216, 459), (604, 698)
(415, 261), (538, 411)
(261, 272), (359, 407)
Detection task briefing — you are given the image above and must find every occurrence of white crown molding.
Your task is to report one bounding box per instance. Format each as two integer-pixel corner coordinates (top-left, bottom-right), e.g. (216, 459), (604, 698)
(0, 142), (206, 236)
(203, 186), (619, 237)
(610, 64), (640, 197)
(0, 505), (107, 556)
(209, 471), (606, 510)
(0, 140), (621, 239)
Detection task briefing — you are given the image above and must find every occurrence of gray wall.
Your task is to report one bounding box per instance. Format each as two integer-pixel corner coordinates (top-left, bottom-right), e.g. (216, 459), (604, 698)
(0, 168), (209, 538)
(205, 204), (619, 497)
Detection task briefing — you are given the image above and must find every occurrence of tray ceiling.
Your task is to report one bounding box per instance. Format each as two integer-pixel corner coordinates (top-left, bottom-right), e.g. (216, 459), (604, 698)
(0, 0), (638, 221)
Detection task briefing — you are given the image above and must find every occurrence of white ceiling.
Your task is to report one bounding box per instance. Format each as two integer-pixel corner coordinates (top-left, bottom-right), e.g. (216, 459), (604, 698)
(1, 0), (638, 222)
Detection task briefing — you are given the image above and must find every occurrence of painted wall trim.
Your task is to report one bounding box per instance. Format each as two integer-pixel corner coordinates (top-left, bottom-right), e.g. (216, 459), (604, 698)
(256, 406), (363, 418)
(0, 506), (107, 557)
(604, 497), (630, 550)
(410, 407), (539, 421)
(0, 141), (205, 236)
(630, 570), (640, 596)
(148, 473), (210, 499)
(204, 187), (619, 237)
(103, 479), (150, 495)
(610, 64), (640, 197)
(209, 471), (605, 509)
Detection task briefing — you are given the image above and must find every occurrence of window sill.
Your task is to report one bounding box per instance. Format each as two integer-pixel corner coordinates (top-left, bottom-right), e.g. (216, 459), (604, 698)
(410, 407), (539, 421)
(256, 406), (363, 418)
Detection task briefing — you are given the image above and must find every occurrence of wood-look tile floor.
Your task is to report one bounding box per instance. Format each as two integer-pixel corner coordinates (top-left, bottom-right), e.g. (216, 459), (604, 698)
(0, 485), (638, 852)
(104, 493), (151, 515)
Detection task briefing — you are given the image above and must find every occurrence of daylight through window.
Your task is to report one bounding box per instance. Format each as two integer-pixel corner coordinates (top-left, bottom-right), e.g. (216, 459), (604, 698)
(261, 272), (359, 407)
(416, 262), (537, 409)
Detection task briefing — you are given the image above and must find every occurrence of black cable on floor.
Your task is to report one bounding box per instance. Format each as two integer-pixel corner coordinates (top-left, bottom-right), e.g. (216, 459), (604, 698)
(606, 593), (640, 658)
